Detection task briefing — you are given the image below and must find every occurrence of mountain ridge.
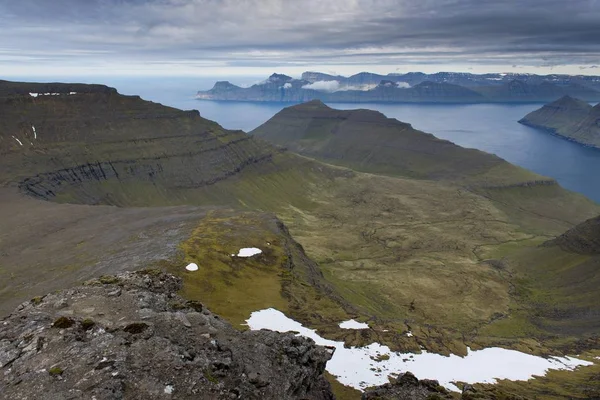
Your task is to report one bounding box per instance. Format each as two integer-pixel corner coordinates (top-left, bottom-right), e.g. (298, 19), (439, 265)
(196, 71), (600, 103)
(519, 95), (600, 148)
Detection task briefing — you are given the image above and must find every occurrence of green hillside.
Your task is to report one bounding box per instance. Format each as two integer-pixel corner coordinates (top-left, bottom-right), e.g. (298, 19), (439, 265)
(519, 96), (600, 148)
(2, 85), (600, 398)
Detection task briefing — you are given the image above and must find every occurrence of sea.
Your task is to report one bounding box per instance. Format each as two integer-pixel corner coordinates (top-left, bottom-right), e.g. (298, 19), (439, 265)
(15, 76), (600, 203)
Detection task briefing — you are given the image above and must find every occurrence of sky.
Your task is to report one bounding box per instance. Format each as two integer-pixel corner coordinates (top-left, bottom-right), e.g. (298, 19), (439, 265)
(1, 0), (599, 78)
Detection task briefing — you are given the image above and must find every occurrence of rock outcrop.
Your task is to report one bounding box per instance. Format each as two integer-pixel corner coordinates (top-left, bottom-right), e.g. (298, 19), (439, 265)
(361, 372), (453, 399)
(519, 95), (600, 148)
(0, 270), (334, 400)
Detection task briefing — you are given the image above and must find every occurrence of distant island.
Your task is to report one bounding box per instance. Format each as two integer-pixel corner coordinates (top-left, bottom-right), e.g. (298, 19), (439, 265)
(519, 95), (600, 148)
(196, 71), (600, 104)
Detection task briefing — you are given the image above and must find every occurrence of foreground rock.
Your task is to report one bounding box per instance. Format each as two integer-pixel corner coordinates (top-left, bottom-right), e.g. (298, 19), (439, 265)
(0, 270), (334, 399)
(362, 372), (453, 399)
(361, 372), (522, 400)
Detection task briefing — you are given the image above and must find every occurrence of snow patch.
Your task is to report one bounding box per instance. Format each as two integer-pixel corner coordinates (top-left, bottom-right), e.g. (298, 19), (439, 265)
(185, 263), (198, 272)
(339, 319), (369, 330)
(12, 136), (23, 146)
(282, 83), (292, 89)
(236, 247), (262, 257)
(406, 331), (413, 337)
(164, 385), (174, 394)
(32, 125), (37, 139)
(246, 308), (593, 392)
(29, 93), (38, 97)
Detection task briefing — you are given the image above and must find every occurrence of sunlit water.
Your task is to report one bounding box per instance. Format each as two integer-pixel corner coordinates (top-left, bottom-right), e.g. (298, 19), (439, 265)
(13, 76), (600, 203)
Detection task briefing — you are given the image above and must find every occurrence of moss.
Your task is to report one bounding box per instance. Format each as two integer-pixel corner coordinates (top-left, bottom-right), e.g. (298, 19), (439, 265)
(203, 370), (219, 384)
(185, 300), (204, 312)
(98, 275), (120, 285)
(324, 372), (362, 400)
(137, 268), (163, 277)
(373, 354), (390, 362)
(123, 322), (148, 334)
(30, 296), (43, 305)
(52, 317), (75, 329)
(48, 367), (64, 376)
(168, 301), (187, 310)
(81, 318), (95, 331)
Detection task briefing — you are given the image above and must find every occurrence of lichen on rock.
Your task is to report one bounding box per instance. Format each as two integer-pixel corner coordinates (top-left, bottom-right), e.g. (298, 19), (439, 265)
(0, 270), (334, 399)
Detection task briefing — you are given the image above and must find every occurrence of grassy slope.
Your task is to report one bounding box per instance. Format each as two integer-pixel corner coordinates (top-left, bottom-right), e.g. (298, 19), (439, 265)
(519, 96), (600, 147)
(4, 90), (600, 398)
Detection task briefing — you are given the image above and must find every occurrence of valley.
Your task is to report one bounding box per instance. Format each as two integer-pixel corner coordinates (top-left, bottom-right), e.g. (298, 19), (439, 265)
(1, 81), (600, 398)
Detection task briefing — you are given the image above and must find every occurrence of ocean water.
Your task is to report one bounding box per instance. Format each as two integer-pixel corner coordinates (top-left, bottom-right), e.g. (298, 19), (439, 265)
(13, 76), (600, 203)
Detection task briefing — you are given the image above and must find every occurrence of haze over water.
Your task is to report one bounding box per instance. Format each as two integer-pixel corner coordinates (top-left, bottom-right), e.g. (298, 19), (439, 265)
(20, 76), (600, 204)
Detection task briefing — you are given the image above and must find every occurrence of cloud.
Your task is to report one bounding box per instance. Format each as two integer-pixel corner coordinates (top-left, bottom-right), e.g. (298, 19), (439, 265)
(0, 0), (599, 76)
(282, 82), (292, 89)
(302, 80), (340, 92)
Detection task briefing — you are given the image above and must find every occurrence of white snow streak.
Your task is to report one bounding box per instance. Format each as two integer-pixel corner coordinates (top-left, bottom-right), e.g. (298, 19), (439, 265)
(246, 308), (594, 392)
(12, 136), (23, 146)
(236, 247), (262, 257)
(339, 319), (369, 329)
(185, 263), (199, 271)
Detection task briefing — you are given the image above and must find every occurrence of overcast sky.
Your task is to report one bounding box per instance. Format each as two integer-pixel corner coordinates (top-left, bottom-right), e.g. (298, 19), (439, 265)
(1, 0), (599, 78)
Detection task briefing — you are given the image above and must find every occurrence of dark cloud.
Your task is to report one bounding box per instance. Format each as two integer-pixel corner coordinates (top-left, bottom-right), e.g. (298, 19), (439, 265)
(0, 0), (599, 75)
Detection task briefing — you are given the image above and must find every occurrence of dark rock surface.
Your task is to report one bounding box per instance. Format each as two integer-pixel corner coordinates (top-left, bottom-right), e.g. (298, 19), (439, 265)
(361, 372), (453, 399)
(0, 270), (334, 399)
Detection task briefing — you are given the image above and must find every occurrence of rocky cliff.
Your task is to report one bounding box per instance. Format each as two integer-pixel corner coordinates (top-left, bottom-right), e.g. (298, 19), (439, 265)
(0, 270), (334, 400)
(519, 96), (600, 148)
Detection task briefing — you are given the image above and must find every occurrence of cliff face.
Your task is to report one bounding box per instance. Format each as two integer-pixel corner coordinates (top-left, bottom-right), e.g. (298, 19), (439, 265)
(0, 81), (275, 205)
(0, 270), (334, 400)
(519, 96), (600, 147)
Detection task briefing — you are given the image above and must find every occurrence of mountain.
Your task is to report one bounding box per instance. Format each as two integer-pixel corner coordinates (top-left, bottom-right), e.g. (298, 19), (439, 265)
(3, 80), (600, 398)
(473, 80), (600, 102)
(519, 96), (600, 147)
(197, 71), (600, 103)
(0, 270), (334, 399)
(251, 100), (508, 182)
(0, 80), (276, 204)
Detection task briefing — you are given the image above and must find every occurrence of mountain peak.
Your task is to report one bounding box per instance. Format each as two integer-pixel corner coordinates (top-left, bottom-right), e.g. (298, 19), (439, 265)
(268, 73), (293, 82)
(292, 99), (330, 110)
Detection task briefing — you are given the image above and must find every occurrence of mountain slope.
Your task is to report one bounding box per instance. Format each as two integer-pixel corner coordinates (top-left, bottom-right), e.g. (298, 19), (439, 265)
(0, 81), (288, 206)
(519, 96), (600, 147)
(3, 82), (600, 399)
(251, 100), (539, 185)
